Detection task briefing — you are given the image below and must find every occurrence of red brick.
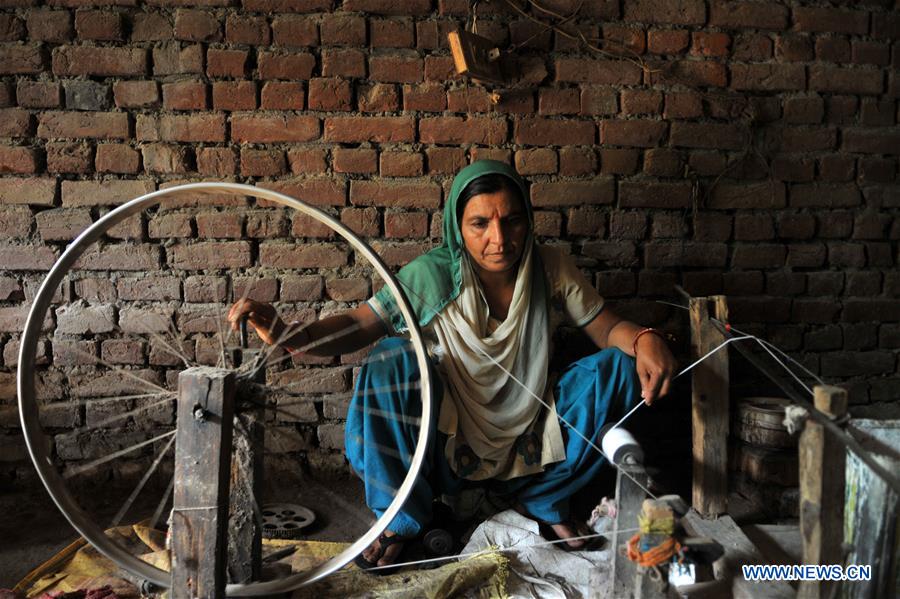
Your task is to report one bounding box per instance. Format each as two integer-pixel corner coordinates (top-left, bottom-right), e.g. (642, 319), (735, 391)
(38, 111), (128, 139)
(530, 180), (615, 207)
(75, 9), (122, 41)
(132, 12), (172, 42)
(778, 127), (838, 155)
(871, 13), (900, 39)
(842, 128), (900, 155)
(446, 87), (492, 113)
(469, 147), (511, 164)
(261, 178), (346, 207)
(783, 97), (824, 124)
(772, 157), (814, 182)
(260, 81), (304, 110)
(25, 10), (71, 43)
(793, 7), (869, 35)
(602, 25), (646, 56)
(369, 55), (423, 83)
(341, 207), (380, 237)
(538, 88), (579, 115)
(320, 13), (365, 45)
(775, 34), (813, 62)
(513, 118), (591, 146)
(174, 9), (220, 42)
(35, 207), (90, 241)
(709, 1), (788, 30)
(380, 151), (423, 177)
(325, 116), (414, 143)
(95, 144), (141, 174)
(424, 55), (456, 82)
(211, 81), (256, 111)
(648, 29), (689, 54)
(0, 205), (33, 239)
(322, 48), (365, 78)
(370, 240), (432, 267)
(259, 242), (348, 269)
(0, 177), (56, 206)
(344, 0), (431, 15)
(514, 148), (556, 175)
(419, 116), (507, 145)
(708, 181), (786, 210)
(663, 91), (702, 119)
(370, 17), (414, 48)
(621, 89), (662, 115)
(62, 180), (154, 207)
(15, 81), (59, 108)
(149, 213), (192, 239)
(287, 148), (327, 174)
(731, 64), (805, 91)
(624, 0), (705, 25)
(554, 58), (642, 85)
(644, 148), (683, 176)
(225, 14), (269, 45)
(359, 83), (399, 112)
(670, 122), (744, 150)
(852, 41), (890, 66)
(162, 80), (207, 110)
(384, 212), (427, 239)
(579, 87), (618, 116)
(170, 241), (251, 270)
(196, 212), (243, 239)
(809, 67), (883, 95)
(308, 78), (352, 111)
(206, 48), (247, 78)
(243, 0), (332, 11)
(258, 51), (316, 80)
(333, 148), (377, 174)
(0, 243), (58, 271)
(815, 37), (850, 64)
(559, 147), (596, 176)
(142, 143), (190, 174)
(272, 15), (317, 47)
(645, 242), (727, 268)
(733, 33), (773, 61)
(246, 210), (288, 238)
(196, 147), (237, 176)
(326, 277), (370, 301)
(0, 145), (38, 174)
(0, 14), (25, 42)
(691, 32), (729, 57)
(0, 43), (45, 74)
(46, 142), (91, 174)
(600, 120), (666, 148)
(650, 60), (727, 87)
(232, 114), (318, 143)
(425, 147), (466, 175)
(620, 181), (692, 209)
(403, 83), (447, 112)
(350, 180), (441, 209)
(52, 45), (146, 77)
(113, 80), (159, 108)
(600, 149), (639, 174)
(291, 212), (333, 238)
(136, 113), (226, 142)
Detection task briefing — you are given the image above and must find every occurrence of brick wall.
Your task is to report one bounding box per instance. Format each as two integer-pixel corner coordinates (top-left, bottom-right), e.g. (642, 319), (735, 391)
(1, 0), (898, 487)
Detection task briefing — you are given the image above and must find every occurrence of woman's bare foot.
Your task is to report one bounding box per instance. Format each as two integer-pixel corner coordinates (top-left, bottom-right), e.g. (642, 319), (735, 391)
(361, 530), (405, 567)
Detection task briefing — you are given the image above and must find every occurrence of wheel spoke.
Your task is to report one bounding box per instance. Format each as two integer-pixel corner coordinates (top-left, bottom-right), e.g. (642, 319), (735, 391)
(110, 433), (176, 528)
(150, 474), (175, 530)
(58, 345), (171, 396)
(64, 430), (176, 479)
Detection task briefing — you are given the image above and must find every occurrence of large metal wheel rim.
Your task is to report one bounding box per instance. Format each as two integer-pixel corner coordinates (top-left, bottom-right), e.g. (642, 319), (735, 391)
(17, 182), (434, 595)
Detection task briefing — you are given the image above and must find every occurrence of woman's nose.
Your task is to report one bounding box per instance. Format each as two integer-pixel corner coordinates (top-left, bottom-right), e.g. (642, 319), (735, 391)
(487, 219), (505, 246)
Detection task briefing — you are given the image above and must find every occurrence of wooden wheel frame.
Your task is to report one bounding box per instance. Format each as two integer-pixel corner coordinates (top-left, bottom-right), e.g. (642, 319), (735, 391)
(17, 182), (434, 595)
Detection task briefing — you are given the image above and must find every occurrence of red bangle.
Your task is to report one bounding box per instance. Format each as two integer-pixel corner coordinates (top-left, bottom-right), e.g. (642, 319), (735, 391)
(632, 328), (666, 356)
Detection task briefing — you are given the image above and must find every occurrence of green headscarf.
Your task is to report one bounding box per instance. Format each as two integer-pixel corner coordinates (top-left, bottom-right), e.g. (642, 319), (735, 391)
(373, 159), (537, 333)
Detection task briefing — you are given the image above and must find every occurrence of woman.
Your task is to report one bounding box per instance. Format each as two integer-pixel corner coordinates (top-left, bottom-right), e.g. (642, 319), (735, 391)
(228, 160), (677, 568)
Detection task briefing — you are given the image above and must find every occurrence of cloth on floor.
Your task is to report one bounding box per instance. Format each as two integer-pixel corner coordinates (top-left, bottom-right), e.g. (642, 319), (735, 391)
(461, 510), (612, 599)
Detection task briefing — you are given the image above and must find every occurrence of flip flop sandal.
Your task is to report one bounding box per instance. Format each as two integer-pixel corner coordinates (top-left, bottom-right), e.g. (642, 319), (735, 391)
(537, 521), (607, 552)
(353, 531), (411, 575)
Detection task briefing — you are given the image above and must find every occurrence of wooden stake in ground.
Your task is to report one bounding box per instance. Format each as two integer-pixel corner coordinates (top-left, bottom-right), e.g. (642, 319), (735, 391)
(689, 295), (729, 516)
(798, 385), (847, 599)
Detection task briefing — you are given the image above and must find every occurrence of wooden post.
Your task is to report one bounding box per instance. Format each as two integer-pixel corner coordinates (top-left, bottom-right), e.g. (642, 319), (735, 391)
(228, 409), (264, 583)
(798, 385), (847, 599)
(689, 295), (729, 516)
(171, 367), (236, 598)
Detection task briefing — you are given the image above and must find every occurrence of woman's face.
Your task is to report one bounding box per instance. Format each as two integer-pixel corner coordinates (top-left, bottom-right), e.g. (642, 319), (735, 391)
(459, 187), (528, 276)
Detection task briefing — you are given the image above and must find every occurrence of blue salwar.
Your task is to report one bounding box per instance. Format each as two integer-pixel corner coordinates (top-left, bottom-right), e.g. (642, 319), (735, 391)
(344, 337), (642, 537)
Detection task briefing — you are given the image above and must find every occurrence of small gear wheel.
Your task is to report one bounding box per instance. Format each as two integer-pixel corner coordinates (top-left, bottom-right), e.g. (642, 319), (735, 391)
(261, 503), (316, 539)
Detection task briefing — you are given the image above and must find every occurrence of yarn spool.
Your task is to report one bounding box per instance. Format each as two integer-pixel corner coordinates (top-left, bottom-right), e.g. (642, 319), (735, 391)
(600, 425), (644, 466)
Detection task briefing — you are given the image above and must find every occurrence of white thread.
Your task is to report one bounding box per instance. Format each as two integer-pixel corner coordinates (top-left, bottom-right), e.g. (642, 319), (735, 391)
(783, 405), (809, 435)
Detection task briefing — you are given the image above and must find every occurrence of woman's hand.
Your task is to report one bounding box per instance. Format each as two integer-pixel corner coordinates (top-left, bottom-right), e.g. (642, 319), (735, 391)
(634, 333), (678, 405)
(226, 299), (286, 346)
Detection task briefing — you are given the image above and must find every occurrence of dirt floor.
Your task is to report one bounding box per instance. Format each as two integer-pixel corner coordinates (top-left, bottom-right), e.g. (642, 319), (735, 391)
(0, 476), (370, 590)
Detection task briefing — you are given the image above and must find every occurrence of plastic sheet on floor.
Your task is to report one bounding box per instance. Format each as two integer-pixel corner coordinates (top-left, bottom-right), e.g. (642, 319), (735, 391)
(461, 510), (612, 599)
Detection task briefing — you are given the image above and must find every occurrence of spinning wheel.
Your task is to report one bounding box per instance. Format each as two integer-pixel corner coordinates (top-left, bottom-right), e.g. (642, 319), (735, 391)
(17, 183), (433, 595)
